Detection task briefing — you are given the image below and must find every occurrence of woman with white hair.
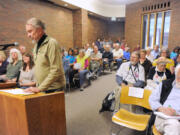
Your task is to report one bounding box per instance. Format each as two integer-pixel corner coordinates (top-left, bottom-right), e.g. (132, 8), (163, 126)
(0, 48), (22, 81)
(146, 47), (153, 62)
(146, 57), (173, 90)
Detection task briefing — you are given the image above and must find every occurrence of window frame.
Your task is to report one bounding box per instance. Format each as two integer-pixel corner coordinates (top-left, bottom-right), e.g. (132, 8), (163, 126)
(140, 10), (171, 49)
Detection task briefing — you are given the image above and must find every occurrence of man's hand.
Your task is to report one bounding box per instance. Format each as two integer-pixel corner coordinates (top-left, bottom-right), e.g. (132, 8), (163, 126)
(128, 83), (133, 87)
(158, 106), (176, 116)
(170, 66), (175, 74)
(24, 87), (41, 93)
(121, 83), (127, 87)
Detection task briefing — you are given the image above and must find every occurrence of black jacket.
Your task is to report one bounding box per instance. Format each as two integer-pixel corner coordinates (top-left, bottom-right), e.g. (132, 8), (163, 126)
(140, 58), (152, 79)
(147, 67), (173, 80)
(102, 51), (113, 62)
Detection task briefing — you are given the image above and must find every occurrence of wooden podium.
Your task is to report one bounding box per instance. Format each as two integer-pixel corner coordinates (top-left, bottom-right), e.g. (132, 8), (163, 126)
(0, 90), (66, 135)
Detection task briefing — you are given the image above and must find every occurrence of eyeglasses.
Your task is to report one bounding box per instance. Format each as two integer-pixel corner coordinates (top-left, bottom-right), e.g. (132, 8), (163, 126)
(131, 56), (138, 59)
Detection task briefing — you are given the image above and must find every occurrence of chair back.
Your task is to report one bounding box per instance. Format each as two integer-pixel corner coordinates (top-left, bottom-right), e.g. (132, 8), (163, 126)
(120, 86), (152, 110)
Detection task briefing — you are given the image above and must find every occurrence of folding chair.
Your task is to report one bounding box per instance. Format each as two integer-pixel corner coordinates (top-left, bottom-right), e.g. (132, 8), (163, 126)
(152, 125), (162, 135)
(112, 86), (152, 131)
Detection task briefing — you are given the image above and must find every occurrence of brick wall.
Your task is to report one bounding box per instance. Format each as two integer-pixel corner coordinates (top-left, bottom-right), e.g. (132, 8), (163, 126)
(0, 0), (125, 51)
(73, 9), (82, 48)
(107, 22), (125, 42)
(87, 16), (108, 45)
(0, 0), (74, 52)
(125, 0), (180, 51)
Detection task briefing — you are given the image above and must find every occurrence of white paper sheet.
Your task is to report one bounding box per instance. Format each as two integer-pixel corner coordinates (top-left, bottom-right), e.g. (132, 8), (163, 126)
(128, 87), (144, 98)
(154, 111), (180, 120)
(0, 89), (34, 95)
(74, 63), (81, 69)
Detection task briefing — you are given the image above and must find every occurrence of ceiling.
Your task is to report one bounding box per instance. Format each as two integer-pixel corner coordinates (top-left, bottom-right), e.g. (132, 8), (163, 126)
(48, 0), (144, 17)
(95, 0), (143, 5)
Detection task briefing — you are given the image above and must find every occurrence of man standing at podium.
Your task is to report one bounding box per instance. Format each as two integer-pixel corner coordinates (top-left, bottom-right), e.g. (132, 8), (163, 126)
(25, 18), (65, 93)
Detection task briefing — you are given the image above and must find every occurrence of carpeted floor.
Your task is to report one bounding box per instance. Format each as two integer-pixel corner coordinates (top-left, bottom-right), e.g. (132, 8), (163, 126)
(65, 71), (146, 135)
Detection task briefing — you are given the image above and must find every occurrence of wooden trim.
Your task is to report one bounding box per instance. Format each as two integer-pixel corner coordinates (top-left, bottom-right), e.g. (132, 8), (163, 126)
(146, 14), (150, 49)
(140, 14), (144, 48)
(153, 13), (157, 48)
(160, 11), (165, 49)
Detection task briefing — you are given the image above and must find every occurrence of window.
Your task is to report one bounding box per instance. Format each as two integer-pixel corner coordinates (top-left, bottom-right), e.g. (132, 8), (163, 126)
(141, 11), (171, 49)
(142, 15), (148, 49)
(163, 11), (171, 48)
(155, 12), (162, 46)
(148, 14), (155, 48)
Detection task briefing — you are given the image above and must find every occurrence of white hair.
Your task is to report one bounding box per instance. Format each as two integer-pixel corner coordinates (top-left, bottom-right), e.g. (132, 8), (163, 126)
(79, 49), (85, 54)
(26, 17), (45, 30)
(175, 64), (180, 75)
(9, 48), (22, 63)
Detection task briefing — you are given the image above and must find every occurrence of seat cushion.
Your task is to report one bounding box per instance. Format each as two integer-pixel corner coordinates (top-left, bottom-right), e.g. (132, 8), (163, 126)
(112, 108), (150, 131)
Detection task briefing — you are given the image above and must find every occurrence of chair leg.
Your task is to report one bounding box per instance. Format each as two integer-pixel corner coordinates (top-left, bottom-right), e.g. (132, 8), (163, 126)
(68, 83), (70, 93)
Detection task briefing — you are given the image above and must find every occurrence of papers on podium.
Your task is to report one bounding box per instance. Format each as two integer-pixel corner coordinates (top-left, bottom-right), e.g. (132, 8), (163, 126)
(154, 111), (180, 120)
(128, 87), (144, 98)
(0, 89), (34, 95)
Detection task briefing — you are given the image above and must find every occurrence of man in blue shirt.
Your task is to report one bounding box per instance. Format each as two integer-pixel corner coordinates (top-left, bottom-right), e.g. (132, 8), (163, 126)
(151, 45), (160, 60)
(149, 64), (180, 135)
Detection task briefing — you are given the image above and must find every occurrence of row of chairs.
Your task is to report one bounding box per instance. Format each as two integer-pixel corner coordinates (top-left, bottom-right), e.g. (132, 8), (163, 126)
(112, 86), (161, 135)
(65, 58), (126, 92)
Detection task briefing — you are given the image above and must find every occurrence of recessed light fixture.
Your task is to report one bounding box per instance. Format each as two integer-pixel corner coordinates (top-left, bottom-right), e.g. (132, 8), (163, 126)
(111, 17), (116, 21)
(64, 4), (68, 7)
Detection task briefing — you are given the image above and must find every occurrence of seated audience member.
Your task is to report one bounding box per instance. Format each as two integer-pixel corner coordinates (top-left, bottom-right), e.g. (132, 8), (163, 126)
(149, 65), (180, 135)
(112, 43), (124, 69)
(170, 46), (179, 60)
(175, 53), (180, 66)
(19, 45), (27, 56)
(0, 48), (22, 81)
(90, 46), (102, 75)
(123, 46), (130, 61)
(65, 48), (75, 66)
(133, 44), (141, 51)
(146, 57), (173, 90)
(19, 53), (36, 88)
(91, 42), (96, 49)
(0, 51), (8, 75)
(69, 49), (90, 91)
(73, 47), (79, 58)
(84, 43), (93, 57)
(116, 51), (145, 88)
(151, 45), (160, 60)
(153, 48), (174, 70)
(107, 37), (113, 48)
(95, 38), (103, 53)
(115, 51), (145, 112)
(62, 49), (70, 86)
(102, 44), (113, 71)
(120, 40), (126, 51)
(146, 48), (154, 62)
(139, 49), (152, 79)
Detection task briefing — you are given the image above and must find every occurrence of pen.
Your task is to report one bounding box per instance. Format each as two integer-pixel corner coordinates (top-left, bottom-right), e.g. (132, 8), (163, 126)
(168, 105), (177, 115)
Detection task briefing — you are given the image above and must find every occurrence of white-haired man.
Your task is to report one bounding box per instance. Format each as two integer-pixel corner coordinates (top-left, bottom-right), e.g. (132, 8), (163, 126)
(19, 45), (27, 56)
(114, 51), (145, 112)
(25, 18), (65, 93)
(116, 51), (145, 88)
(149, 65), (180, 135)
